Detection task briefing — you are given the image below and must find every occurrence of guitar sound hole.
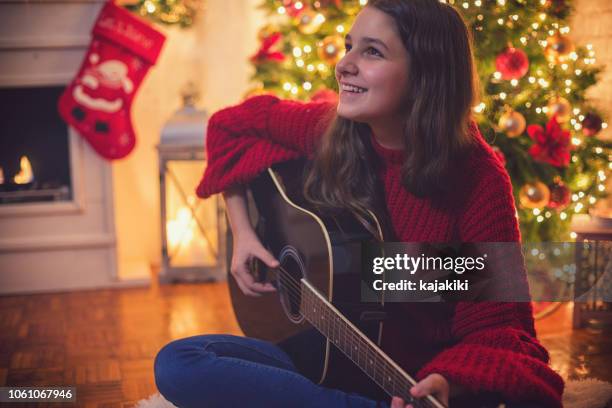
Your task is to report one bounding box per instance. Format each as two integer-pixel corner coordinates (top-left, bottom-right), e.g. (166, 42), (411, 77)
(278, 247), (305, 323)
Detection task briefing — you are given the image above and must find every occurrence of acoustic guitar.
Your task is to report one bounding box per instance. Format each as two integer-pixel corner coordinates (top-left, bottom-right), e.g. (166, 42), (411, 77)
(228, 159), (445, 408)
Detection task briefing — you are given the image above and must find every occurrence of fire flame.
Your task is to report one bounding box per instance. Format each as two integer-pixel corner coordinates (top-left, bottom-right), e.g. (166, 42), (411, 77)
(167, 207), (194, 249)
(0, 167), (4, 184)
(13, 156), (34, 184)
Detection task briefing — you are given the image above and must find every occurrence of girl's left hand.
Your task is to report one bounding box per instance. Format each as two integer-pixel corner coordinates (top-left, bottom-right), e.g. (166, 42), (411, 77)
(390, 373), (450, 408)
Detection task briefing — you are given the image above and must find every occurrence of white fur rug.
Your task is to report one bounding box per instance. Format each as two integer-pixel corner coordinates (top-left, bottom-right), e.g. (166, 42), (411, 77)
(561, 378), (612, 408)
(136, 378), (612, 408)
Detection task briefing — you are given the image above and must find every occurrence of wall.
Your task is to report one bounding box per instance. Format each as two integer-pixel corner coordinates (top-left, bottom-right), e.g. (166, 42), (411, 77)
(571, 0), (612, 211)
(113, 0), (264, 279)
(571, 0), (612, 132)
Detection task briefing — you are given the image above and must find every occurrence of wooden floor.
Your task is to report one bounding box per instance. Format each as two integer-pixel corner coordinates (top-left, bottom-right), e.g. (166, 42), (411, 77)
(0, 281), (610, 407)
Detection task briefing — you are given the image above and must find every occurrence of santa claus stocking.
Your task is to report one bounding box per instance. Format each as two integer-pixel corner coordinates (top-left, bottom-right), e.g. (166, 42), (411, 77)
(58, 1), (165, 160)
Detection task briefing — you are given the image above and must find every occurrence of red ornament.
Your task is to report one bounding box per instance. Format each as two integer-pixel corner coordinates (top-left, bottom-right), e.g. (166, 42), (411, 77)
(283, 0), (306, 17)
(492, 146), (507, 166)
(548, 179), (571, 211)
(495, 47), (529, 80)
(582, 112), (603, 137)
(250, 32), (285, 64)
(527, 115), (572, 168)
(545, 0), (569, 17)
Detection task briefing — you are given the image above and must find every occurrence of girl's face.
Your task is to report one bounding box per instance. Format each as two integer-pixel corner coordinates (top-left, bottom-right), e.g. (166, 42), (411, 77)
(335, 7), (410, 125)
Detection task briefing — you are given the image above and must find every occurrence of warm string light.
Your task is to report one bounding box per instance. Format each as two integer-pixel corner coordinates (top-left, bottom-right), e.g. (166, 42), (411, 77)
(473, 102), (486, 113)
(128, 0), (199, 27)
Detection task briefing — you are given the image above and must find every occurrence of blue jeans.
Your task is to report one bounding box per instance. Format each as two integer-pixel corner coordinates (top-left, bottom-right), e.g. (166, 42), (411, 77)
(154, 334), (548, 408)
(154, 334), (388, 408)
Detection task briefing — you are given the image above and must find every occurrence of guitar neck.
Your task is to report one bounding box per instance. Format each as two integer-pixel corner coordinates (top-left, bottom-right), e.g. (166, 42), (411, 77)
(299, 279), (444, 408)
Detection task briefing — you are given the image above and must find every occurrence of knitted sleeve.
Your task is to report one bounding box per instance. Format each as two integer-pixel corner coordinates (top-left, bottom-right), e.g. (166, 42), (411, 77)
(416, 149), (564, 407)
(195, 95), (335, 199)
(416, 305), (564, 407)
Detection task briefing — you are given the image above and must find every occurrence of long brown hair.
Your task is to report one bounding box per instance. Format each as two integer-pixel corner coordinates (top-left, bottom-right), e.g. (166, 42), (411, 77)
(303, 0), (480, 235)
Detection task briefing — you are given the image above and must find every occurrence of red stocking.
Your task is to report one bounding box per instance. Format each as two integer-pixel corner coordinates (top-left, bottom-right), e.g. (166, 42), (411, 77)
(58, 1), (165, 160)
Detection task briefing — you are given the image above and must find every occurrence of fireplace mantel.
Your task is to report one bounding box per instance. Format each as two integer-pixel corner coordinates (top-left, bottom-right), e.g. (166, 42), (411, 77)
(0, 0), (105, 87)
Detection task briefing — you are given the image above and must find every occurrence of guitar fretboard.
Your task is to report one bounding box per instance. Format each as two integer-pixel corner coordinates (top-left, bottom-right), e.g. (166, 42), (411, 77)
(299, 279), (442, 408)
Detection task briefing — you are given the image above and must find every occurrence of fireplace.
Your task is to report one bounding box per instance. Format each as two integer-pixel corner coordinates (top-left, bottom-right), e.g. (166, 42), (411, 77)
(0, 0), (121, 294)
(0, 86), (73, 205)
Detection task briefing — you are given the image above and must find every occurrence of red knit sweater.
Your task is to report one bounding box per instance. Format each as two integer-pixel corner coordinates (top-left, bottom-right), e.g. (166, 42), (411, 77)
(196, 95), (564, 407)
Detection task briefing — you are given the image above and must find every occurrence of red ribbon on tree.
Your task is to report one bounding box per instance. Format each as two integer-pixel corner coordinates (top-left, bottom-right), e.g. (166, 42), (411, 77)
(527, 115), (572, 167)
(250, 32), (285, 64)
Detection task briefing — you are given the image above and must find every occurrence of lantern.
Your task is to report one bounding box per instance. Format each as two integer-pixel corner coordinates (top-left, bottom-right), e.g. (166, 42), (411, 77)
(157, 90), (226, 283)
(571, 214), (612, 329)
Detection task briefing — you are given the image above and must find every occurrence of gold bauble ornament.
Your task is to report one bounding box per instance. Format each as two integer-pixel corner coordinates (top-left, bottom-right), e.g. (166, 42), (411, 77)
(498, 109), (526, 138)
(519, 181), (551, 209)
(575, 173), (591, 190)
(544, 34), (574, 63)
(546, 96), (572, 123)
(297, 10), (323, 34)
(317, 35), (345, 65)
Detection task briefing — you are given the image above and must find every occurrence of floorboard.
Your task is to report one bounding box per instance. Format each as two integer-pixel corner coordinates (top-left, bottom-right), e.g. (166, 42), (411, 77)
(0, 282), (610, 407)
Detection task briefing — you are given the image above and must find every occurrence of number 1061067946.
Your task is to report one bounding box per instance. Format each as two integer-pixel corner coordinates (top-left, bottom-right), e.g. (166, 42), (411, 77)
(0, 386), (76, 402)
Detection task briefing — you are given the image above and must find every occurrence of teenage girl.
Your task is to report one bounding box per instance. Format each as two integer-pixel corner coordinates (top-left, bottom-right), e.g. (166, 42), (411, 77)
(154, 1), (564, 407)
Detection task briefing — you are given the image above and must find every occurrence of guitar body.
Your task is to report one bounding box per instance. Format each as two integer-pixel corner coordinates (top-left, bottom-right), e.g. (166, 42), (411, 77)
(228, 159), (386, 394)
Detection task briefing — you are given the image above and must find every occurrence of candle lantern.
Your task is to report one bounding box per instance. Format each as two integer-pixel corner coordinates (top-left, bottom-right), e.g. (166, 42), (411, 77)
(157, 89), (226, 283)
(571, 214), (612, 328)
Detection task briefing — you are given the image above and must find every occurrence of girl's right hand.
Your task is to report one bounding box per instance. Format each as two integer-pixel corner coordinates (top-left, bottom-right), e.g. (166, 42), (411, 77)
(231, 230), (279, 297)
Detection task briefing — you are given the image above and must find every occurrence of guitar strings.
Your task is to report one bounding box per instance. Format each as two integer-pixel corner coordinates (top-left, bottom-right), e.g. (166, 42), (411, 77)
(267, 265), (431, 408)
(259, 264), (433, 408)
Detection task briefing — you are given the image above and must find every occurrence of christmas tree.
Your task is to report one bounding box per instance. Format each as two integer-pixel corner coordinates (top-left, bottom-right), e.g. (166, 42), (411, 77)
(248, 0), (611, 242)
(123, 0), (200, 27)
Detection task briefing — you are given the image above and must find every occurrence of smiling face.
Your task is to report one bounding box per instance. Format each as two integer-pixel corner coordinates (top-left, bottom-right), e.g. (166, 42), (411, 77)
(335, 6), (410, 126)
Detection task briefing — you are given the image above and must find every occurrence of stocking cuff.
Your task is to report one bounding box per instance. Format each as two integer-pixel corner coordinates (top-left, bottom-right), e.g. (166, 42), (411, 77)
(92, 1), (166, 64)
